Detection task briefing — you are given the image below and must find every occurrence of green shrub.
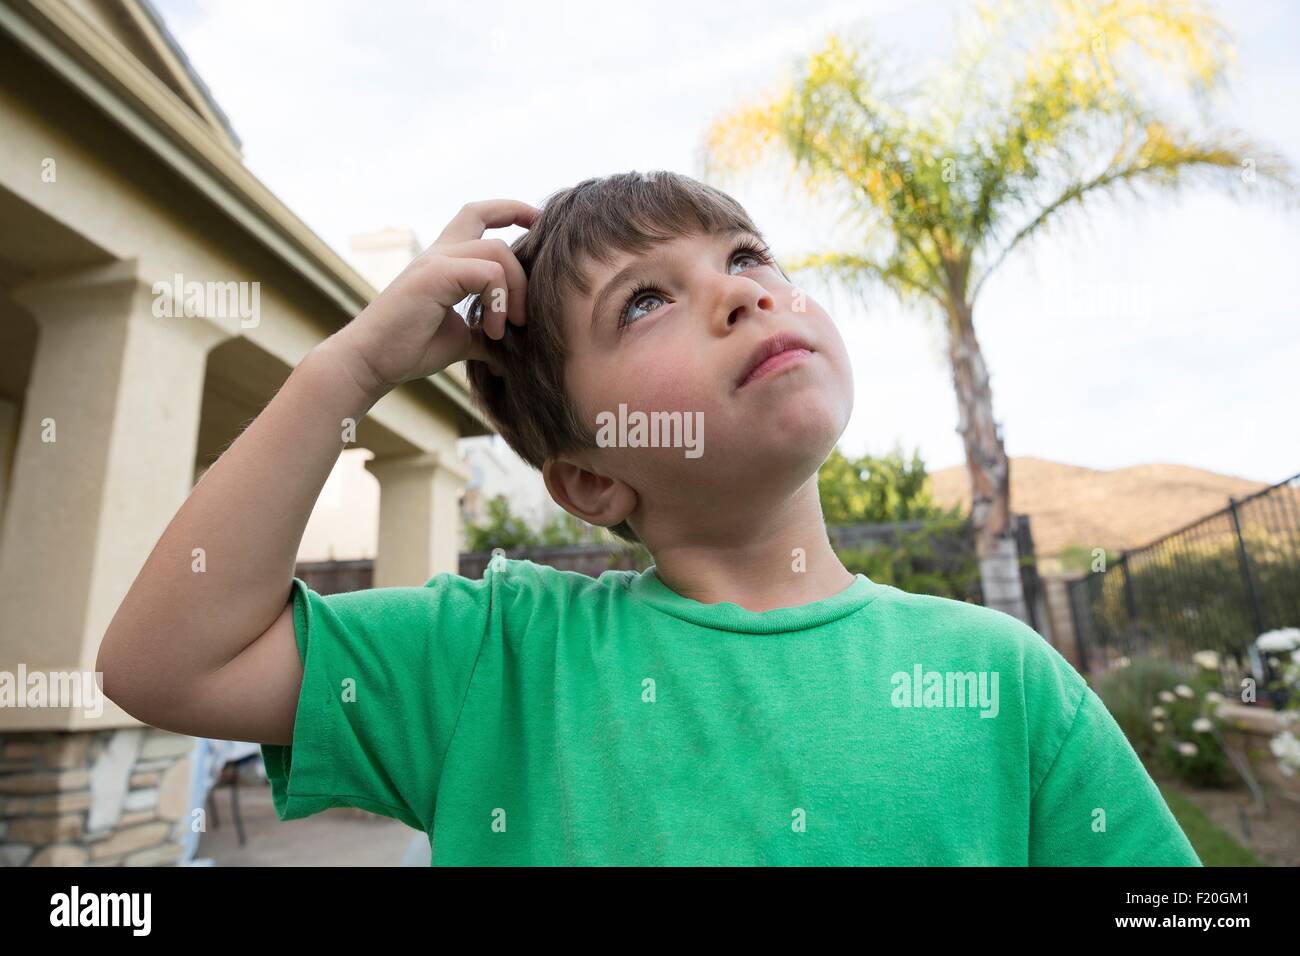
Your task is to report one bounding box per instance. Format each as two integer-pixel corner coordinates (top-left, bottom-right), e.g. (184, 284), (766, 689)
(833, 522), (981, 602)
(465, 495), (538, 551)
(1095, 657), (1193, 760)
(818, 444), (958, 524)
(467, 495), (624, 551)
(1097, 653), (1233, 787)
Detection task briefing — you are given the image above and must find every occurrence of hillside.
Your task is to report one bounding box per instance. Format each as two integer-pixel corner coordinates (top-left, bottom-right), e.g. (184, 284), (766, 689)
(926, 458), (1272, 559)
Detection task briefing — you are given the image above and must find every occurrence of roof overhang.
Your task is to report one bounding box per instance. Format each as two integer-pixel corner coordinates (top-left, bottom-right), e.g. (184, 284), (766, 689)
(0, 0), (492, 436)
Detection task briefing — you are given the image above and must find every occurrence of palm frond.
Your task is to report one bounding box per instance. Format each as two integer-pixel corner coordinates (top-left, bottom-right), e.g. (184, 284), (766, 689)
(971, 123), (1296, 297)
(702, 0), (1296, 314)
(781, 250), (947, 313)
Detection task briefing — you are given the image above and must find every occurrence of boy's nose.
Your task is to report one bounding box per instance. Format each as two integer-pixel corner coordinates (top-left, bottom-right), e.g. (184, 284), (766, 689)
(715, 277), (776, 331)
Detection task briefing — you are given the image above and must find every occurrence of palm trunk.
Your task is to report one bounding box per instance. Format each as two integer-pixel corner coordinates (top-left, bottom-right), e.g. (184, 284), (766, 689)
(946, 299), (1010, 547)
(947, 299), (1028, 622)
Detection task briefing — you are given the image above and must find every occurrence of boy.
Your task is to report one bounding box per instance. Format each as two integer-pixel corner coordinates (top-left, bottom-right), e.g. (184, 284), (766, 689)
(98, 171), (1201, 866)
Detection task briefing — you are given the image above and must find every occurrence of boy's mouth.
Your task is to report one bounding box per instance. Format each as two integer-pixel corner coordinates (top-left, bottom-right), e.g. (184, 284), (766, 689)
(735, 332), (815, 390)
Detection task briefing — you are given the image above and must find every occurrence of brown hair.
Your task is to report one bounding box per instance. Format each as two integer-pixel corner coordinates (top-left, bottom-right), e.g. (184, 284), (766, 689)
(464, 170), (768, 544)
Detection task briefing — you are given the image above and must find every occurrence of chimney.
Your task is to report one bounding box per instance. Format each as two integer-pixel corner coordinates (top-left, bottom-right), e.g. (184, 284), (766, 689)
(349, 227), (422, 291)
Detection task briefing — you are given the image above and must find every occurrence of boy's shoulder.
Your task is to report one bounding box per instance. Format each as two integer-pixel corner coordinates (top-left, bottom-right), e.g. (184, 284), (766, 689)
(868, 583), (1085, 683)
(874, 585), (1093, 759)
(868, 581), (1039, 643)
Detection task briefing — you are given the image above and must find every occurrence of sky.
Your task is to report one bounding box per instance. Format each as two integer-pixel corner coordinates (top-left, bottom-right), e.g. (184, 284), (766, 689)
(154, 0), (1299, 485)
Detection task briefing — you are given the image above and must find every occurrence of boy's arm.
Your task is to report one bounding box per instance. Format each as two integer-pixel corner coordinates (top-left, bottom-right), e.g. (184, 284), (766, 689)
(96, 199), (537, 745)
(1028, 687), (1202, 866)
(96, 339), (379, 744)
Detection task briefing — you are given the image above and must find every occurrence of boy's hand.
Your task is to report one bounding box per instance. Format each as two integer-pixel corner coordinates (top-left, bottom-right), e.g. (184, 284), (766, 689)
(328, 198), (538, 403)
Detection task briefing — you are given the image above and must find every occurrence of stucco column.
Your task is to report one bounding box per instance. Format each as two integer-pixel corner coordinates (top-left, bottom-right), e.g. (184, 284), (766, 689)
(0, 261), (231, 731)
(364, 449), (471, 587)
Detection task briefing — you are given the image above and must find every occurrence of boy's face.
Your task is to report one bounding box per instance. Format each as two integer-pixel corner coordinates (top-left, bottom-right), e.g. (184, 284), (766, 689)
(550, 227), (855, 541)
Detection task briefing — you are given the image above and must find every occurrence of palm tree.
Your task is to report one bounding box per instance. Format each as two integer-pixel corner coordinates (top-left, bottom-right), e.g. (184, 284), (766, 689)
(702, 0), (1294, 622)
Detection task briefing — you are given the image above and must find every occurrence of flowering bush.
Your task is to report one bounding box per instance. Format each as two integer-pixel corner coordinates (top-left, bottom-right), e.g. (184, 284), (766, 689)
(1149, 650), (1231, 787)
(1094, 657), (1192, 760)
(1257, 628), (1300, 778)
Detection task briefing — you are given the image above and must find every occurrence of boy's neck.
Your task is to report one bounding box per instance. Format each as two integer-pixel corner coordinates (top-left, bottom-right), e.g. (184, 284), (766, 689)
(642, 478), (855, 613)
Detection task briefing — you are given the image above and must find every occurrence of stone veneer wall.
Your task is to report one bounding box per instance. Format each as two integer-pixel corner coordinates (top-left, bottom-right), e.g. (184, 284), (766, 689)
(0, 728), (195, 866)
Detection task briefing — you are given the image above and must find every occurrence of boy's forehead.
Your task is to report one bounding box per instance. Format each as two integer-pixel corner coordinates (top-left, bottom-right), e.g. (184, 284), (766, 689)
(585, 226), (756, 277)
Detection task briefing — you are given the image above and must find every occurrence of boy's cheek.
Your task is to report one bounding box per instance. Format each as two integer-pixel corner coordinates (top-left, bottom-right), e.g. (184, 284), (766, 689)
(808, 317), (854, 387)
(608, 356), (714, 413)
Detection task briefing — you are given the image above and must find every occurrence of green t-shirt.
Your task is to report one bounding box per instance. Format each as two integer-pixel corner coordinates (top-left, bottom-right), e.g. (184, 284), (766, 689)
(261, 554), (1200, 866)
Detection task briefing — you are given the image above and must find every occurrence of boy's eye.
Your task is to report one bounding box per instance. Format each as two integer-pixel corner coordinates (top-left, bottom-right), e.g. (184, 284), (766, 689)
(617, 242), (774, 330)
(619, 284), (664, 328)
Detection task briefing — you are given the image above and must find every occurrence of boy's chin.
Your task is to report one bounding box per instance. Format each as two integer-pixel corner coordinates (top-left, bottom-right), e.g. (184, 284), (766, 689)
(710, 409), (846, 476)
(753, 391), (850, 448)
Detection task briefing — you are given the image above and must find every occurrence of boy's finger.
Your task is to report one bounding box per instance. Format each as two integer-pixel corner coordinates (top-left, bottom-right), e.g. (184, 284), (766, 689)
(434, 199), (540, 247)
(437, 238), (529, 327)
(439, 256), (511, 339)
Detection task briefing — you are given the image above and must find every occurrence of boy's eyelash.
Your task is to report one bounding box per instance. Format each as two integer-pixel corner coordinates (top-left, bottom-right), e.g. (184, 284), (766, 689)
(616, 239), (775, 330)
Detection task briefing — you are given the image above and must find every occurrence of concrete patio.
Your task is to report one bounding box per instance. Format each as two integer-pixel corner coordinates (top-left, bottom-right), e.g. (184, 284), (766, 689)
(195, 776), (426, 867)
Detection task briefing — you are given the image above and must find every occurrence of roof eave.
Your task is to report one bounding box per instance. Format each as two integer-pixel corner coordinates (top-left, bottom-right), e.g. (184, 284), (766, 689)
(0, 0), (492, 437)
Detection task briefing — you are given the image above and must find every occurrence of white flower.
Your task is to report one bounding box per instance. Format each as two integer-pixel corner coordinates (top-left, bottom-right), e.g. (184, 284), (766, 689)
(1269, 730), (1300, 777)
(1175, 684), (1195, 700)
(1205, 691), (1224, 705)
(1193, 650), (1221, 671)
(1151, 705), (1167, 719)
(1158, 690), (1176, 704)
(1192, 718), (1214, 733)
(1256, 628), (1300, 652)
(1152, 721), (1166, 733)
(1116, 656), (1131, 668)
(1176, 742), (1199, 757)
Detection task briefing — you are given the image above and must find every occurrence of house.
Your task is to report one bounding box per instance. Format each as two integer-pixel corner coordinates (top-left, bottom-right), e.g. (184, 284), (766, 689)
(0, 0), (491, 866)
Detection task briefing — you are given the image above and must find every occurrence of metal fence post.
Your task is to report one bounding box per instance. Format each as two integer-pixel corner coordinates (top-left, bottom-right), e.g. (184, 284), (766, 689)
(1118, 551), (1140, 656)
(1067, 577), (1091, 675)
(1118, 552), (1136, 620)
(1227, 496), (1267, 638)
(1227, 496), (1274, 705)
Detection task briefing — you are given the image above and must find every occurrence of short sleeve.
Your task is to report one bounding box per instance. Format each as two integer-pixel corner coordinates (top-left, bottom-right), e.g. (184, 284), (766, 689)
(259, 573), (491, 832)
(1028, 687), (1202, 866)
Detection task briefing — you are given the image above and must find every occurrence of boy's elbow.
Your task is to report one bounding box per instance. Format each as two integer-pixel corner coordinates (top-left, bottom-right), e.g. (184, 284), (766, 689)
(95, 631), (164, 725)
(94, 634), (113, 685)
(96, 637), (136, 717)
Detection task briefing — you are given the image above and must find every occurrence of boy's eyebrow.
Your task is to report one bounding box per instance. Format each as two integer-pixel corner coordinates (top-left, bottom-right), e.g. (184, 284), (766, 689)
(588, 227), (758, 333)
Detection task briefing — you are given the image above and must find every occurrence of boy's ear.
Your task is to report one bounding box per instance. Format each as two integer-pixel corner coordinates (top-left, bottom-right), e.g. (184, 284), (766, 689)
(542, 454), (637, 531)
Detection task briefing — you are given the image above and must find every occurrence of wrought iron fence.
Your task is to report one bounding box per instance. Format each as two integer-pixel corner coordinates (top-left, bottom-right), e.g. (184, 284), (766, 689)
(1067, 472), (1300, 681)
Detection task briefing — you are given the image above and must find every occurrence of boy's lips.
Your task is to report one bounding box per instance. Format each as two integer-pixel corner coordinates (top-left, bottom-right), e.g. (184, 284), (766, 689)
(735, 332), (815, 389)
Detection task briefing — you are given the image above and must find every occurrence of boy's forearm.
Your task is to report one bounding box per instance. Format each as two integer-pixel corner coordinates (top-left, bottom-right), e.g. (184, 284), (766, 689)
(99, 332), (388, 698)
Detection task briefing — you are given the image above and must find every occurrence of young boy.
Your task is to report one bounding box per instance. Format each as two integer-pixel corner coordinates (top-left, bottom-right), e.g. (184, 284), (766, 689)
(98, 171), (1201, 866)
